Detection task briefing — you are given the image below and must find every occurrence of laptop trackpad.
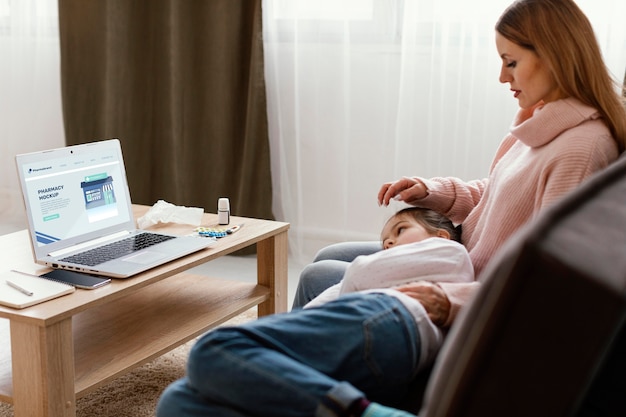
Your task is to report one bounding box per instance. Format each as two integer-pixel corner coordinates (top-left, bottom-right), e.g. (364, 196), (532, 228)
(122, 251), (164, 264)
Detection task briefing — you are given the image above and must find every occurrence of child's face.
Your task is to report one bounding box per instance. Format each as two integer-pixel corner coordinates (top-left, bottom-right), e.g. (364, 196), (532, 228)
(381, 215), (441, 250)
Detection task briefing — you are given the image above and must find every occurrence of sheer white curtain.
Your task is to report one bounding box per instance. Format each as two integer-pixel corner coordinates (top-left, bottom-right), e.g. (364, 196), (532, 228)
(263, 0), (626, 263)
(0, 0), (64, 234)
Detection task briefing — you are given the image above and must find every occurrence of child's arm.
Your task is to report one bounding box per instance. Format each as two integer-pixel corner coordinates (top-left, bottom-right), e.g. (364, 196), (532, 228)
(340, 238), (473, 295)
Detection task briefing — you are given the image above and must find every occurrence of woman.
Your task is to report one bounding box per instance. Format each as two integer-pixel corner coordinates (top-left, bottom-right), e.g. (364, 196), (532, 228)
(157, 1), (626, 416)
(293, 0), (626, 325)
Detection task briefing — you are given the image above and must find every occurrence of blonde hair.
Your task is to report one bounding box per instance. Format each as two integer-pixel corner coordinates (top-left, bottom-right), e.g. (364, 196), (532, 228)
(496, 0), (626, 153)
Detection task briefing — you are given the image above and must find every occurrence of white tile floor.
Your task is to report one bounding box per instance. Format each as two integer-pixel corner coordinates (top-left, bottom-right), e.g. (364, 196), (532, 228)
(0, 219), (306, 309)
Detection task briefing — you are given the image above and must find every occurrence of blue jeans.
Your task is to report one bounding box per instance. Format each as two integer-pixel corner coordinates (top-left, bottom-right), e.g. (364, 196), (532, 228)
(156, 293), (421, 417)
(292, 241), (382, 308)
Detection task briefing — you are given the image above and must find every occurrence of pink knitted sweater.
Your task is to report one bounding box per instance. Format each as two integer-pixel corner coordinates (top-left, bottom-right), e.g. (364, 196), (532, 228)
(417, 97), (619, 326)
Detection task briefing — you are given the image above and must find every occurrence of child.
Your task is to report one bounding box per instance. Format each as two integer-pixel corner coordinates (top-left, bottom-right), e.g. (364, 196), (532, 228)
(156, 209), (474, 417)
(305, 207), (474, 308)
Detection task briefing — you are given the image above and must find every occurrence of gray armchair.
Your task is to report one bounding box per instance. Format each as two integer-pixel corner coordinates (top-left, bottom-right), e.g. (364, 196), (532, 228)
(414, 154), (626, 416)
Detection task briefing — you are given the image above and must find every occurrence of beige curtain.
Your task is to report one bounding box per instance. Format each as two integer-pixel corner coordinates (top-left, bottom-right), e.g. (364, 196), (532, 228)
(58, 0), (273, 225)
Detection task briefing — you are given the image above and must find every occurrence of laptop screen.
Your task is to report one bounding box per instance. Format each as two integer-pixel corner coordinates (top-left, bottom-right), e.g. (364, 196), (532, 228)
(15, 139), (135, 257)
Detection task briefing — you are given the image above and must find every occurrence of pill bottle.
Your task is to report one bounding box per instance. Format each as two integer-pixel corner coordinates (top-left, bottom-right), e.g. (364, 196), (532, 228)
(217, 198), (230, 225)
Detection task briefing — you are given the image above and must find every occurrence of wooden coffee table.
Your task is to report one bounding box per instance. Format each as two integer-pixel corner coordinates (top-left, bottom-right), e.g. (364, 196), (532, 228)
(0, 205), (289, 417)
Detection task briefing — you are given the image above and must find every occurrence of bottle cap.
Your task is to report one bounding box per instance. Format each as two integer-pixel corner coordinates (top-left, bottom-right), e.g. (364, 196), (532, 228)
(218, 198), (230, 211)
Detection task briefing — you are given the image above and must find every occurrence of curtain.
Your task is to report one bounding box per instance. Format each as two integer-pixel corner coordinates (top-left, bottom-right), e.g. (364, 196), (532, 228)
(58, 0), (273, 229)
(263, 0), (626, 263)
(0, 0), (65, 234)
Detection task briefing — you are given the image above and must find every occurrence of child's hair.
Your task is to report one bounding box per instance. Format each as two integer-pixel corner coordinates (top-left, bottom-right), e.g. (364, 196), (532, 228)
(390, 207), (461, 243)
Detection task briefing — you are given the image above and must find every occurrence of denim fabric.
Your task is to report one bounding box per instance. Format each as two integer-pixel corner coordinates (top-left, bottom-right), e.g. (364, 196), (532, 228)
(156, 293), (421, 417)
(292, 241), (382, 308)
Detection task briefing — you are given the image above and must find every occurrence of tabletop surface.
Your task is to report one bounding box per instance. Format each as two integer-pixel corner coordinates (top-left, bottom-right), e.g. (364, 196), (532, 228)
(0, 205), (289, 324)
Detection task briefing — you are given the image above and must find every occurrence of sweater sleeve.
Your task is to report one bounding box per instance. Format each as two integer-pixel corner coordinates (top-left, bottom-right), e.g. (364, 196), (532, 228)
(414, 137), (517, 225)
(417, 177), (487, 224)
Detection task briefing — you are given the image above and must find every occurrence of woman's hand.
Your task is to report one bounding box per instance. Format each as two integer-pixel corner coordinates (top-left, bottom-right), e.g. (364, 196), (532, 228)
(377, 177), (428, 206)
(395, 281), (450, 326)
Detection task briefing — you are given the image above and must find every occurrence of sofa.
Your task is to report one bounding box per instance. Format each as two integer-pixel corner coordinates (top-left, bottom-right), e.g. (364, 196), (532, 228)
(411, 154), (626, 416)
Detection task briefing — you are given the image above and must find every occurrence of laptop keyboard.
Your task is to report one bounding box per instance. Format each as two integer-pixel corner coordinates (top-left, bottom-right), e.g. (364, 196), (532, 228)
(60, 233), (176, 266)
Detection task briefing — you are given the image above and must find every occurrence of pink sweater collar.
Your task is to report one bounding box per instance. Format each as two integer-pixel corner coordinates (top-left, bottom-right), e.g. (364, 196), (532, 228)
(510, 97), (601, 148)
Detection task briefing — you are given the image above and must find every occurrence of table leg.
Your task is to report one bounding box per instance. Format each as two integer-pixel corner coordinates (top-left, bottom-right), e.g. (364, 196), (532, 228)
(256, 230), (288, 316)
(10, 318), (76, 417)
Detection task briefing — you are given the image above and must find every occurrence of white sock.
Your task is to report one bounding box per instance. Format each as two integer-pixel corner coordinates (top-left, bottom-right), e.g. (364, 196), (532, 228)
(361, 402), (415, 417)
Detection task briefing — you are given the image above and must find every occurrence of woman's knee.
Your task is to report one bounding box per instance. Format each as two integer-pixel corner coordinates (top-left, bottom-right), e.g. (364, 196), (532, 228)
(293, 260), (348, 308)
(299, 260), (346, 286)
(313, 241), (381, 263)
(313, 243), (347, 262)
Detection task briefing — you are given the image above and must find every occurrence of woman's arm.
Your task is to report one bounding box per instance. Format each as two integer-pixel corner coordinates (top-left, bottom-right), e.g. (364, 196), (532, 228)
(396, 281), (481, 327)
(377, 173), (488, 225)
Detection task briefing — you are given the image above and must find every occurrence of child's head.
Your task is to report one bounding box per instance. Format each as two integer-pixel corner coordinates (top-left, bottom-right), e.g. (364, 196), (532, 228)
(381, 207), (460, 250)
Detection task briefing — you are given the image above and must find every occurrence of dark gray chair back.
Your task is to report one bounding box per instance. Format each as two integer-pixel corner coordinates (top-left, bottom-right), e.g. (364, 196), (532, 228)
(419, 155), (626, 416)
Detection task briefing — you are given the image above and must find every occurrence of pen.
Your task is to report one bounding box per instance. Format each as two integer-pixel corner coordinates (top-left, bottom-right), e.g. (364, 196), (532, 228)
(10, 269), (41, 278)
(6, 279), (34, 296)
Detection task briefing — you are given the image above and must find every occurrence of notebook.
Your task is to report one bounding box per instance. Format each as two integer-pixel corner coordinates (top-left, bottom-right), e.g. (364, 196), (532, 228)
(15, 139), (214, 278)
(0, 270), (75, 309)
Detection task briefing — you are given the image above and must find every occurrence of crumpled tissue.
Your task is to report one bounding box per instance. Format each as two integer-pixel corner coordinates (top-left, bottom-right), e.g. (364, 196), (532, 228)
(137, 200), (204, 229)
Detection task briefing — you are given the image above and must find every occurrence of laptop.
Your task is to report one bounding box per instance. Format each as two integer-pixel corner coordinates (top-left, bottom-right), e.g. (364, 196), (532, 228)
(15, 139), (214, 278)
